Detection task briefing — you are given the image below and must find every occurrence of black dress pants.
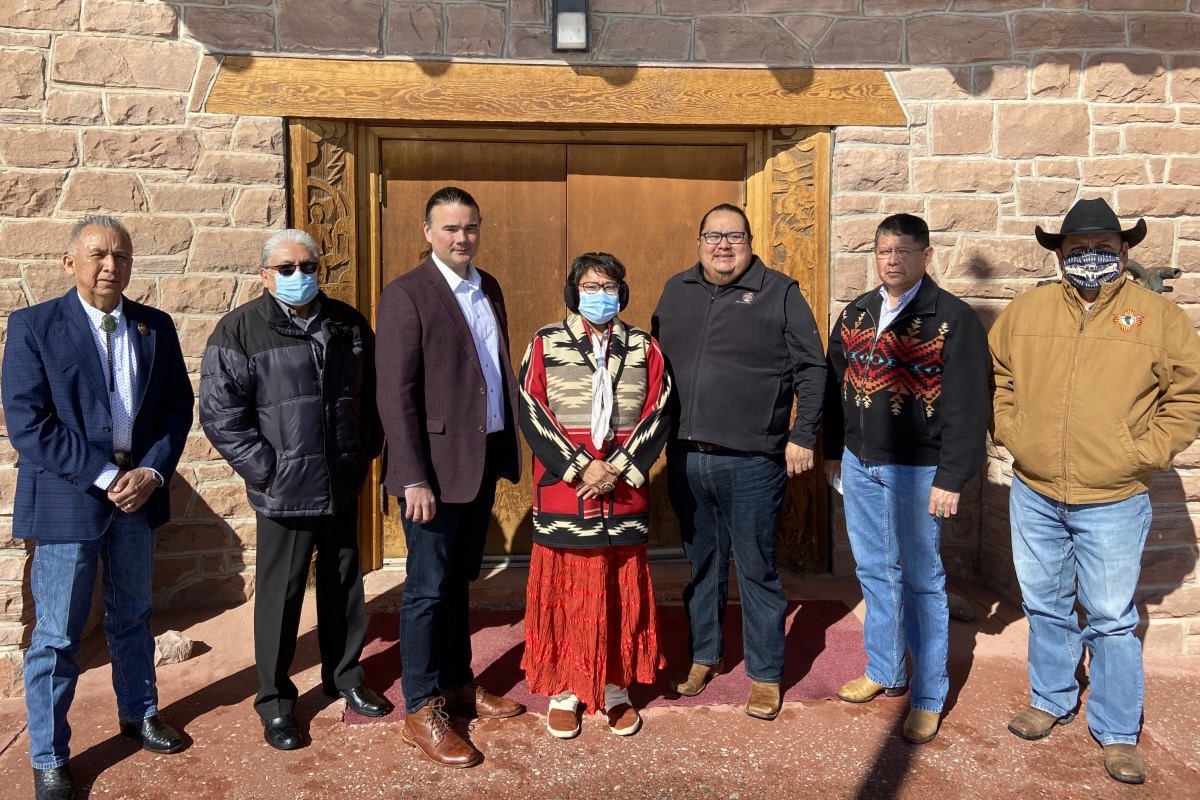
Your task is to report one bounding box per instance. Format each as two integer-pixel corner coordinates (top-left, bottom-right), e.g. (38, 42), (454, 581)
(253, 502), (367, 720)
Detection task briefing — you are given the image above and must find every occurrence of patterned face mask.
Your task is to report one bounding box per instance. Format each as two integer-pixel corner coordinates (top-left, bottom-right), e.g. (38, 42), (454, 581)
(1062, 249), (1122, 290)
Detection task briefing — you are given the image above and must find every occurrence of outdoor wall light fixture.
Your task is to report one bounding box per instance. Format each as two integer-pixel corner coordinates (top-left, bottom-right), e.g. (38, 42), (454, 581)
(552, 0), (590, 52)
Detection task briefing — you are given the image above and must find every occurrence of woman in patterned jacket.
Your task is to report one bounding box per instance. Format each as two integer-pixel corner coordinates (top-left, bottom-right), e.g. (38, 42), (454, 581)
(518, 252), (673, 739)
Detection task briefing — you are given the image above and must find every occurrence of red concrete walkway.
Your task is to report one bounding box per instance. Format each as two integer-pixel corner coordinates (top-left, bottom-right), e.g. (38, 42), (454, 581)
(1, 567), (1197, 799)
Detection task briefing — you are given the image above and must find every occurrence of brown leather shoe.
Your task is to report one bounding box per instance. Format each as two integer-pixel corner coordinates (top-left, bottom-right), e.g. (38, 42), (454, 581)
(606, 704), (642, 736)
(745, 681), (782, 720)
(1103, 744), (1145, 785)
(837, 676), (906, 704)
(1007, 705), (1075, 741)
(546, 707), (581, 739)
(902, 708), (941, 744)
(671, 661), (723, 697)
(401, 698), (483, 768)
(441, 682), (525, 719)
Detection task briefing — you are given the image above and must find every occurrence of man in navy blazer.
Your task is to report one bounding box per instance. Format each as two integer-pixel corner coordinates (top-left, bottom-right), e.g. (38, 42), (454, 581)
(376, 187), (522, 769)
(2, 216), (193, 800)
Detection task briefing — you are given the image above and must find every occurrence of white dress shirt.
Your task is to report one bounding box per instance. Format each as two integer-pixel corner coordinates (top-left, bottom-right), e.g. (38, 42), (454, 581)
(78, 295), (138, 491)
(432, 255), (505, 434)
(876, 277), (924, 340)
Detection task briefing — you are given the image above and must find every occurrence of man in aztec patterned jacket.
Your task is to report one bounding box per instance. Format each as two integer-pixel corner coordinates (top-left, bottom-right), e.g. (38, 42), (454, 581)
(824, 213), (991, 746)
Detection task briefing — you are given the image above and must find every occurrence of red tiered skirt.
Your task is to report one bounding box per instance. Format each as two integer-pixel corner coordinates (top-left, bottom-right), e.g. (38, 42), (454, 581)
(522, 543), (663, 713)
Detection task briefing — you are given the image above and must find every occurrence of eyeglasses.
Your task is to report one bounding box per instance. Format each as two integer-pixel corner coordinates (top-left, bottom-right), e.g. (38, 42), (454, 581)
(267, 261), (320, 276)
(579, 281), (621, 296)
(701, 231), (749, 245)
(873, 248), (923, 259)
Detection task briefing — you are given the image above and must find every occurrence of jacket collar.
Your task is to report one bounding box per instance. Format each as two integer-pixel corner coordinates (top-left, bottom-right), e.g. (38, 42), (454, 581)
(1058, 274), (1130, 314)
(564, 313), (629, 387)
(682, 255), (768, 292)
(854, 275), (941, 320)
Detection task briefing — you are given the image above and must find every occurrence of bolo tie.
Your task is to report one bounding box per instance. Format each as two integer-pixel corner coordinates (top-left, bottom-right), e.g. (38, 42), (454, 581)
(101, 314), (117, 392)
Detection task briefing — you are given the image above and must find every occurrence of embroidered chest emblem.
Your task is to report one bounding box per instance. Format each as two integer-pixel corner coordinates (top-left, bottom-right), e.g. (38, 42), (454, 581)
(737, 292), (756, 304)
(1112, 309), (1144, 332)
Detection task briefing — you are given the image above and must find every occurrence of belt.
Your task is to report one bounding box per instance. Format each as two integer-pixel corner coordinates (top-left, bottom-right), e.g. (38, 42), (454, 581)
(112, 451), (132, 469)
(679, 440), (731, 454)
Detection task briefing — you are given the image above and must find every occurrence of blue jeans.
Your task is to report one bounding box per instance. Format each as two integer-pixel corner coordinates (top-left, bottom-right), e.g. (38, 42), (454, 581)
(399, 476), (496, 714)
(841, 449), (949, 713)
(667, 446), (788, 684)
(1009, 477), (1150, 746)
(24, 513), (158, 769)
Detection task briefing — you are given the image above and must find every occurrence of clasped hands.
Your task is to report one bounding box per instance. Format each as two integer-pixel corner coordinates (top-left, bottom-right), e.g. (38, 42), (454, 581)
(576, 459), (619, 500)
(107, 467), (158, 514)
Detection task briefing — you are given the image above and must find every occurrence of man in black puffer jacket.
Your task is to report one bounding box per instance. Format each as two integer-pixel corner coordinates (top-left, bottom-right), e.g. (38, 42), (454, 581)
(200, 229), (391, 751)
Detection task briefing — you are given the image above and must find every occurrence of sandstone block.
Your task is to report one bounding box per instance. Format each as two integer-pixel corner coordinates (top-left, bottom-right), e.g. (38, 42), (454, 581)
(157, 522), (233, 554)
(52, 35), (198, 91)
(913, 159), (1014, 194)
(231, 188), (285, 228)
(0, 0), (79, 30)
(190, 480), (253, 519)
(862, 0), (945, 11)
(0, 468), (16, 515)
(19, 263), (75, 303)
(106, 92), (186, 126)
(0, 170), (64, 218)
(747, 0), (854, 10)
(834, 147), (909, 193)
(509, 0), (545, 24)
(185, 8), (275, 52)
(160, 276), (236, 315)
(929, 104), (993, 156)
(596, 18), (692, 62)
(833, 217), (881, 256)
(182, 432), (221, 463)
(189, 54), (222, 114)
(0, 582), (31, 622)
(120, 216), (193, 256)
(507, 27), (552, 59)
(997, 103), (1089, 159)
(1093, 129), (1120, 156)
(82, 129), (200, 170)
(661, 0), (740, 13)
(831, 194), (881, 216)
(145, 184), (234, 214)
(1129, 14), (1200, 52)
(695, 17), (810, 64)
(0, 652), (23, 699)
(1126, 125), (1200, 156)
(0, 127), (78, 169)
(928, 197), (999, 234)
(195, 462), (234, 482)
(890, 67), (971, 101)
(176, 317), (218, 360)
(278, 0), (384, 54)
(1139, 586), (1200, 620)
(60, 170), (146, 213)
(1118, 187), (1200, 218)
(85, 0), (177, 37)
(1036, 159), (1080, 180)
(0, 50), (45, 111)
(0, 221), (75, 259)
(385, 2), (444, 55)
(812, 18), (902, 65)
(1083, 157), (1150, 187)
(1016, 179), (1077, 218)
(150, 555), (198, 595)
(1084, 53), (1167, 103)
(953, 0), (1044, 9)
(778, 16), (831, 51)
(1091, 105), (1175, 125)
(45, 90), (103, 124)
(445, 3), (505, 58)
(1170, 55), (1200, 104)
(907, 15), (1011, 65)
(193, 152), (284, 185)
(593, 0), (655, 11)
(1031, 54), (1081, 99)
(161, 573), (253, 610)
(231, 118), (284, 155)
(189, 228), (272, 272)
(153, 630), (193, 666)
(1169, 158), (1200, 187)
(880, 196), (922, 215)
(974, 64), (1028, 100)
(1013, 12), (1125, 50)
(832, 253), (869, 303)
(1093, 0), (1186, 8)
(1140, 619), (1185, 656)
(949, 238), (1057, 280)
(0, 282), (31, 317)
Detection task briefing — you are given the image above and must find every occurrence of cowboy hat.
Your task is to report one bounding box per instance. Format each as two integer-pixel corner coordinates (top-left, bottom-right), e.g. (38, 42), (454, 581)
(1035, 198), (1146, 251)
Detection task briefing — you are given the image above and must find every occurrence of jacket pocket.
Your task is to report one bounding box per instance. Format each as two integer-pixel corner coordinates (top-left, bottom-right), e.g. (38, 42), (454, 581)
(1069, 419), (1140, 492)
(426, 417), (445, 435)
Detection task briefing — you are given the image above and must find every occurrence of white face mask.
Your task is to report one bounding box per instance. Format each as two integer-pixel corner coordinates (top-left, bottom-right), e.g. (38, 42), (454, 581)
(1063, 249), (1122, 290)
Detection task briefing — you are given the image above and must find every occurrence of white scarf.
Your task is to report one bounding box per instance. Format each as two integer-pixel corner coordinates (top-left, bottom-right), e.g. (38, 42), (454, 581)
(589, 329), (613, 449)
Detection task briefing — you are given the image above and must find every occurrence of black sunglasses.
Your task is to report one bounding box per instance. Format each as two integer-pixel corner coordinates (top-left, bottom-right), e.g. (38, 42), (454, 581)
(267, 261), (319, 276)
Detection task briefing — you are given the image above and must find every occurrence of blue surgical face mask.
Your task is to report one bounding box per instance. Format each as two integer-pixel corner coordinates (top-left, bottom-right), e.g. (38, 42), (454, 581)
(1062, 249), (1122, 290)
(577, 290), (620, 325)
(273, 270), (319, 307)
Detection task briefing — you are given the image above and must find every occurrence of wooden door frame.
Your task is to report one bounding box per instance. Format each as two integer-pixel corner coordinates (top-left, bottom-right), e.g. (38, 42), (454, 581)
(206, 59), (905, 574)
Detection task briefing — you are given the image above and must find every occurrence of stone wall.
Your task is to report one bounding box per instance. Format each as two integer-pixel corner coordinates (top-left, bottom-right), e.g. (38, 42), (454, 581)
(1, 1), (1199, 693)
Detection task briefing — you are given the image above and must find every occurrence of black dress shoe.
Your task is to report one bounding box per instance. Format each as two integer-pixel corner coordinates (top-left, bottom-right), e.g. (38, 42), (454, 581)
(32, 765), (74, 800)
(263, 715), (305, 750)
(338, 685), (393, 717)
(118, 714), (185, 754)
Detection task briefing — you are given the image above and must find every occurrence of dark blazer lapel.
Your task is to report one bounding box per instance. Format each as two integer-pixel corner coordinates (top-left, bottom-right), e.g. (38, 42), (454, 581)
(422, 260), (484, 375)
(60, 290), (111, 410)
(124, 300), (156, 420)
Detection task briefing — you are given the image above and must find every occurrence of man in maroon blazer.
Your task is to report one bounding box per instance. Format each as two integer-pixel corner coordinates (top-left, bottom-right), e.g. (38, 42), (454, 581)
(376, 186), (524, 768)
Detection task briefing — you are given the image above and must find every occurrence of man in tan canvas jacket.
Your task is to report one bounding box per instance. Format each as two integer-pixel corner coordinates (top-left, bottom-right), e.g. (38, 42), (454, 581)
(989, 198), (1200, 786)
